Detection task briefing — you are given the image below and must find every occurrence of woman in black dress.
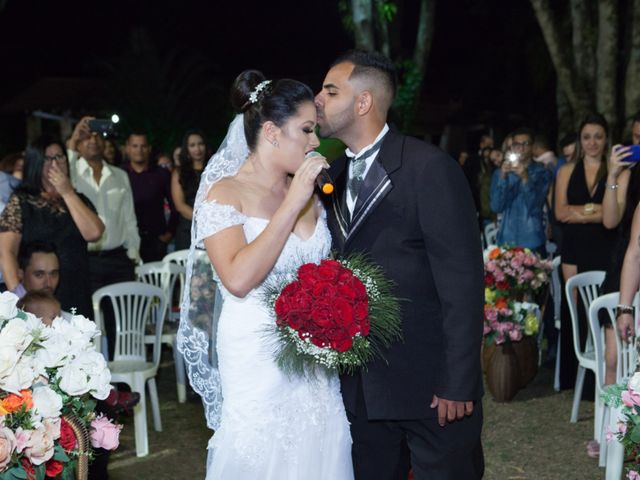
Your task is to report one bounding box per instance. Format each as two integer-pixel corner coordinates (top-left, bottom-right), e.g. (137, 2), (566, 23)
(555, 113), (616, 391)
(0, 136), (104, 317)
(171, 129), (208, 251)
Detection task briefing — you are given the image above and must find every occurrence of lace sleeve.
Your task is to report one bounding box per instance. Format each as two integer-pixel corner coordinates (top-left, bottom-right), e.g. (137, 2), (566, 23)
(196, 201), (247, 245)
(0, 194), (22, 233)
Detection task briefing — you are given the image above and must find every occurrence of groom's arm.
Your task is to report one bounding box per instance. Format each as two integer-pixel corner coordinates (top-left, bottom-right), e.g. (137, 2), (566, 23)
(415, 145), (485, 409)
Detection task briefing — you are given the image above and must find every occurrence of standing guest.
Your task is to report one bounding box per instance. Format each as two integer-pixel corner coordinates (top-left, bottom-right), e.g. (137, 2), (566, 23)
(555, 113), (616, 396)
(316, 50), (484, 479)
(0, 170), (20, 214)
(0, 136), (104, 317)
(171, 129), (207, 251)
(532, 134), (558, 171)
(125, 132), (177, 262)
(555, 132), (578, 175)
(103, 137), (123, 167)
(0, 152), (25, 180)
(172, 146), (182, 168)
(156, 152), (174, 171)
(599, 112), (640, 386)
(490, 128), (552, 253)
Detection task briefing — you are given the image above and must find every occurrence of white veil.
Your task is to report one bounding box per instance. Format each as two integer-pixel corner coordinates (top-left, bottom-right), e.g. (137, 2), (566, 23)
(177, 114), (249, 430)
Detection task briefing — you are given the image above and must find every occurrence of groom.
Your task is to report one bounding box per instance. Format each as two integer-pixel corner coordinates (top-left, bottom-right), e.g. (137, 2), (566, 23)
(316, 50), (485, 479)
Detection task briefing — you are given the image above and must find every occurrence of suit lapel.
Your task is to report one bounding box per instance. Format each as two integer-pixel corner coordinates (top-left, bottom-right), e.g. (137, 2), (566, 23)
(345, 131), (403, 246)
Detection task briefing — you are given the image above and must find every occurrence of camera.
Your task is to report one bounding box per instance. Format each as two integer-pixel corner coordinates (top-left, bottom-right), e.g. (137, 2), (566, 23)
(88, 119), (115, 136)
(507, 151), (520, 166)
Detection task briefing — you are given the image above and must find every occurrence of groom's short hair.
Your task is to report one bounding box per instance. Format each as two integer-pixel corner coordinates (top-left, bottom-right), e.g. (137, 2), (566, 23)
(332, 50), (397, 113)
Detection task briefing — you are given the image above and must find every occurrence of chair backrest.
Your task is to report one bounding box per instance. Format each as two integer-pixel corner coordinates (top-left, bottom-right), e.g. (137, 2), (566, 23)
(92, 281), (166, 366)
(589, 292), (638, 392)
(565, 270), (606, 361)
(549, 256), (562, 326)
(484, 222), (497, 247)
(135, 261), (184, 310)
(162, 249), (190, 268)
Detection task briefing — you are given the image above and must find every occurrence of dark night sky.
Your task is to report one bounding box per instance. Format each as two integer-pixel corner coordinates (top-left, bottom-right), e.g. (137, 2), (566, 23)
(0, 0), (555, 151)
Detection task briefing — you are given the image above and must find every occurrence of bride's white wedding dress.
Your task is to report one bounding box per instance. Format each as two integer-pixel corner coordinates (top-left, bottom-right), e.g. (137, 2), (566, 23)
(198, 201), (354, 480)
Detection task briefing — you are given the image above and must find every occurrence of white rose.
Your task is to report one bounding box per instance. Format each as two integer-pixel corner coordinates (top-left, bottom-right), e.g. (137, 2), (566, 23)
(0, 348), (18, 379)
(0, 318), (33, 354)
(36, 333), (70, 369)
(0, 358), (39, 394)
(629, 372), (640, 392)
(88, 366), (112, 400)
(56, 363), (90, 396)
(32, 385), (62, 419)
(51, 317), (90, 355)
(70, 315), (100, 342)
(0, 291), (19, 320)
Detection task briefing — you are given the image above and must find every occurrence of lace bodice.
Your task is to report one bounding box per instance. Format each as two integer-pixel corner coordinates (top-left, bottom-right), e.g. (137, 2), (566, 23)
(196, 200), (331, 298)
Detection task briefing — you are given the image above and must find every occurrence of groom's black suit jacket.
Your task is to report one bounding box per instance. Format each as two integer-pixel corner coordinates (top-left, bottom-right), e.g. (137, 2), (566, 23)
(324, 130), (484, 420)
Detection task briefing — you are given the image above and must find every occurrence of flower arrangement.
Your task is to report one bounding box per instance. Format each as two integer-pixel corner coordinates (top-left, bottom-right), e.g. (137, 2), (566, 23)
(483, 293), (540, 345)
(603, 367), (640, 479)
(484, 245), (552, 298)
(0, 292), (120, 480)
(263, 254), (402, 375)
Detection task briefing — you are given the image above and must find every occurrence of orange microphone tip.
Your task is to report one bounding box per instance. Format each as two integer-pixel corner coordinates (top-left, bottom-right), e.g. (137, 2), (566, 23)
(322, 184), (334, 194)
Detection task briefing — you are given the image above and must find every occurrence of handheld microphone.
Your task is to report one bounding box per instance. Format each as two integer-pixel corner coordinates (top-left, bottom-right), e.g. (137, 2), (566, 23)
(305, 151), (334, 194)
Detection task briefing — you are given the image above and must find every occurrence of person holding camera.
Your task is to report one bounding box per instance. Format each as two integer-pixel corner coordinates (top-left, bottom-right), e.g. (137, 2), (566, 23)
(489, 127), (552, 254)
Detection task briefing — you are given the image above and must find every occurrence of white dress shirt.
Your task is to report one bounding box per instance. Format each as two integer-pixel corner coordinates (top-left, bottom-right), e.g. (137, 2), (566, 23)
(345, 123), (389, 216)
(67, 150), (141, 261)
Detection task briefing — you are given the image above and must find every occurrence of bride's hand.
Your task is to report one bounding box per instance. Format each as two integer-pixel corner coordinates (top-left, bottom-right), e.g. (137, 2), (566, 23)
(285, 155), (329, 211)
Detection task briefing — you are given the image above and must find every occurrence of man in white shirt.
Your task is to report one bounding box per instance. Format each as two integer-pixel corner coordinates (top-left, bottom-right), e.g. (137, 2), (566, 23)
(66, 117), (141, 356)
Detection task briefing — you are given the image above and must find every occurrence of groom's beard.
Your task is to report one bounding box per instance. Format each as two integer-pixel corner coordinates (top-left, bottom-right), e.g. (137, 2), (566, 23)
(317, 102), (356, 139)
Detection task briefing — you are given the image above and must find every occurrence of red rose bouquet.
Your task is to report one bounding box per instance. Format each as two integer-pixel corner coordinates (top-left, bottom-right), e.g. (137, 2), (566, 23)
(264, 254), (402, 375)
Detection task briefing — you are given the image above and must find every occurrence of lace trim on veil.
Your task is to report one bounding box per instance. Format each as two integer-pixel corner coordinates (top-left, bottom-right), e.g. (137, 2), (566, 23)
(177, 114), (249, 430)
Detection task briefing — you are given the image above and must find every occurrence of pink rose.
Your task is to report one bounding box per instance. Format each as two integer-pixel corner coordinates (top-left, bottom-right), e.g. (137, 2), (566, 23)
(619, 422), (628, 435)
(509, 328), (523, 342)
(483, 324), (492, 335)
(43, 418), (61, 441)
(90, 414), (122, 450)
(628, 471), (640, 480)
(14, 427), (30, 453)
(622, 389), (640, 408)
(0, 427), (16, 470)
(23, 426), (54, 465)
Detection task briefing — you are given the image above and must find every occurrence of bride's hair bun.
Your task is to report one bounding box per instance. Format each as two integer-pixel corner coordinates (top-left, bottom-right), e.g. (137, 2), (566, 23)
(229, 69), (314, 151)
(230, 70), (267, 114)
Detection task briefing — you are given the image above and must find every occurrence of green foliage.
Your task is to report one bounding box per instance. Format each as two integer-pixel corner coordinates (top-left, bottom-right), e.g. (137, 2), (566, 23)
(338, 0), (354, 33)
(376, 1), (398, 22)
(391, 59), (424, 132)
(0, 466), (28, 480)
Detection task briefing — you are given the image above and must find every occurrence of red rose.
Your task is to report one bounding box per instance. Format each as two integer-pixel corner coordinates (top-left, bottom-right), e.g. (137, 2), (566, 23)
(333, 298), (354, 324)
(317, 263), (339, 281)
(312, 281), (337, 298)
(321, 259), (342, 269)
(353, 301), (368, 323)
(45, 459), (64, 478)
(331, 337), (353, 352)
(496, 281), (509, 291)
(337, 283), (357, 301)
(346, 321), (361, 337)
(350, 278), (367, 299)
(360, 319), (371, 336)
(297, 263), (319, 288)
(21, 458), (35, 480)
(60, 418), (77, 452)
(484, 274), (494, 286)
(310, 305), (333, 329)
(287, 311), (305, 330)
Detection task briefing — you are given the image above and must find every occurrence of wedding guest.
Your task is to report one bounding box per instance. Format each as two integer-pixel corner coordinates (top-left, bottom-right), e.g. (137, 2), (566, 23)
(533, 134), (557, 171)
(555, 132), (577, 175)
(13, 241), (60, 298)
(172, 146), (182, 167)
(555, 114), (616, 399)
(156, 152), (174, 171)
(18, 290), (61, 325)
(490, 127), (552, 253)
(125, 132), (177, 262)
(599, 112), (640, 385)
(171, 129), (207, 250)
(103, 137), (123, 167)
(0, 152), (25, 180)
(0, 136), (104, 317)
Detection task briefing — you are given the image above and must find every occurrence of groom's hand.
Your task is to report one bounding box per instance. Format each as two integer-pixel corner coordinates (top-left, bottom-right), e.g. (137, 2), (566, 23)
(430, 395), (473, 427)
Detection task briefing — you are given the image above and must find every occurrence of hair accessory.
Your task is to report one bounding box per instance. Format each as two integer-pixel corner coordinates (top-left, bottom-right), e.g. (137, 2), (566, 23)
(249, 80), (272, 104)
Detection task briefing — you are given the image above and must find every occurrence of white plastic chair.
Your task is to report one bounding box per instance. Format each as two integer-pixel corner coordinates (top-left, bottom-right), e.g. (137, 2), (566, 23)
(136, 261), (187, 403)
(483, 222), (497, 247)
(565, 270), (605, 431)
(93, 281), (166, 457)
(549, 256), (562, 391)
(589, 292), (638, 468)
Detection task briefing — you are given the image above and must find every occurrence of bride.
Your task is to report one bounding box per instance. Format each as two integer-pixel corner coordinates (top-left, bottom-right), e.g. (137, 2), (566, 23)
(177, 70), (354, 479)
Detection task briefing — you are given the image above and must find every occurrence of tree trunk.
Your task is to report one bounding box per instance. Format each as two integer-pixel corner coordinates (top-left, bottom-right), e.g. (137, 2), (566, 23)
(351, 0), (375, 50)
(624, 0), (640, 128)
(596, 0), (619, 134)
(556, 86), (574, 137)
(569, 0), (596, 99)
(373, 0), (391, 57)
(413, 0), (435, 75)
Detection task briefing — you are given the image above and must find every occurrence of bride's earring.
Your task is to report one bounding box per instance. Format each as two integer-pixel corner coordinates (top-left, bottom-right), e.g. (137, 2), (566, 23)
(272, 140), (279, 148)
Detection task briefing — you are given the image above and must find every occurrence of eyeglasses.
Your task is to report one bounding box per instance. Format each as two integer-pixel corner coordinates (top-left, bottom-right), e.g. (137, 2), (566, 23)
(44, 154), (66, 162)
(511, 141), (531, 150)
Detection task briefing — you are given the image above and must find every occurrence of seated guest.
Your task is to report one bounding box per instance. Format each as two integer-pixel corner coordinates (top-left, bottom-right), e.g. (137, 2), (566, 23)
(18, 290), (61, 325)
(125, 132), (177, 262)
(0, 136), (104, 317)
(490, 127), (552, 253)
(13, 241), (59, 298)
